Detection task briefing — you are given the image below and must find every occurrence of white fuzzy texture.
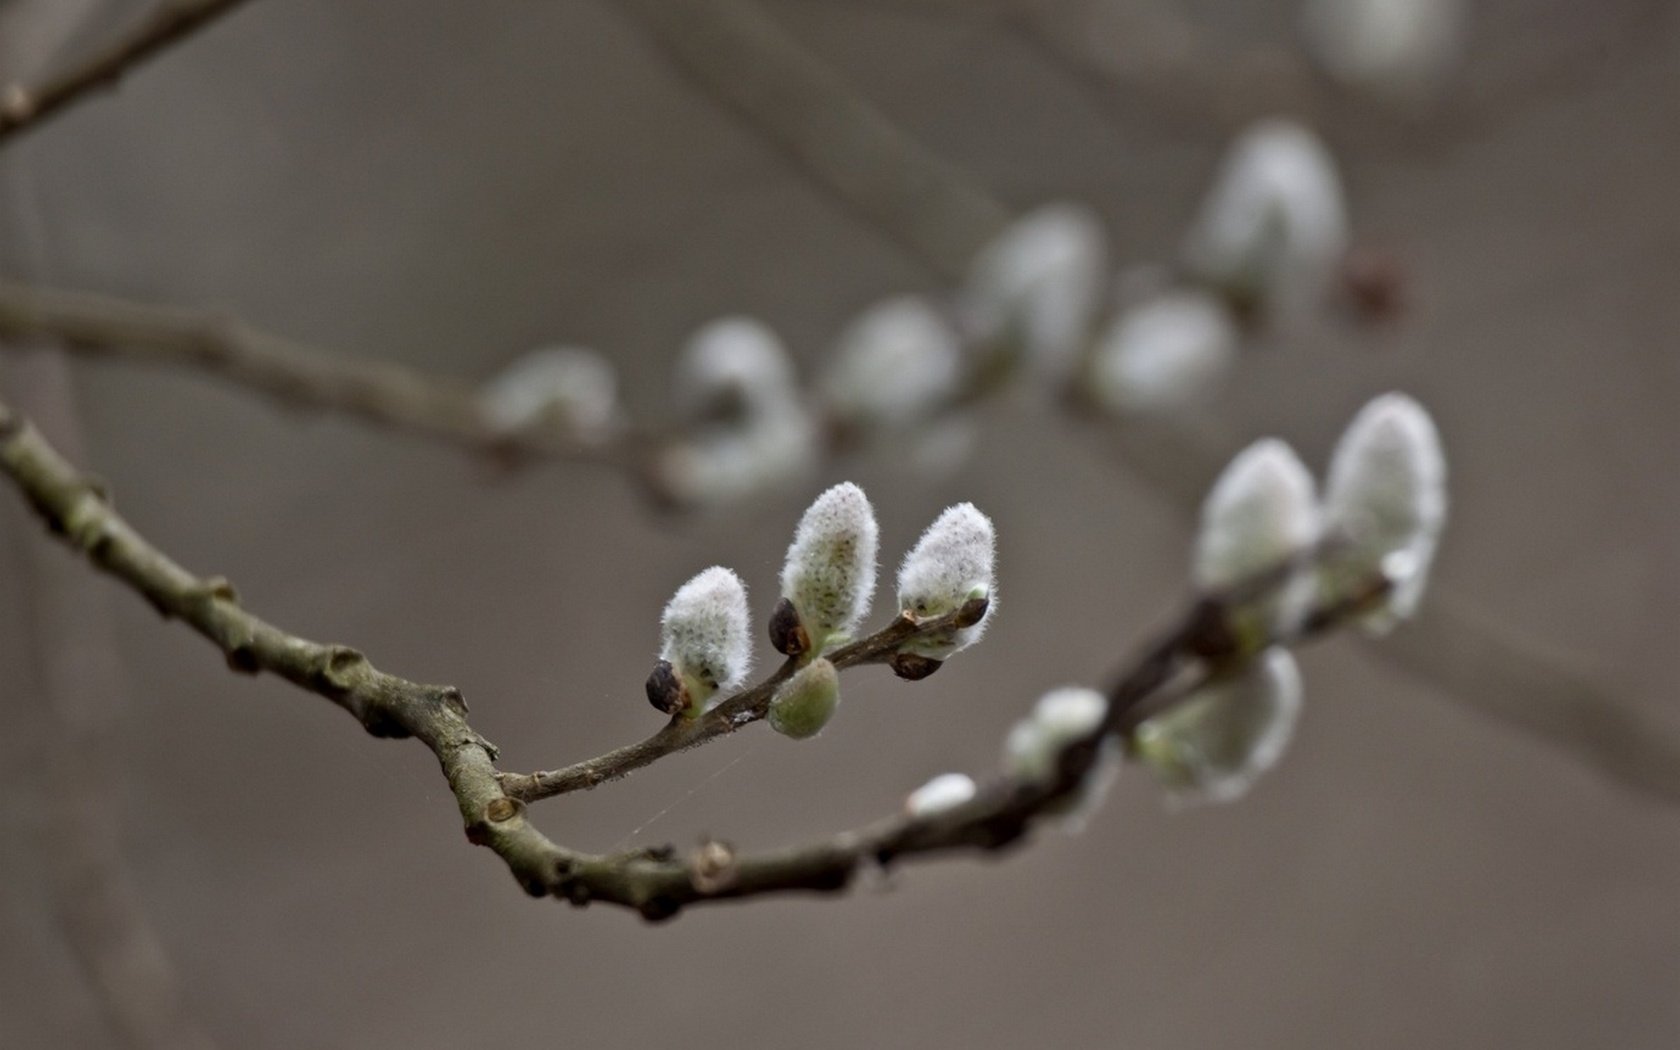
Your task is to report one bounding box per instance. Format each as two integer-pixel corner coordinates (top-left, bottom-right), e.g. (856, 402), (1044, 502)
(658, 567), (753, 705)
(1087, 289), (1240, 415)
(780, 482), (879, 649)
(1133, 648), (1303, 804)
(960, 203), (1108, 382)
(478, 346), (618, 440)
(1301, 0), (1464, 106)
(1323, 392), (1447, 632)
(821, 296), (963, 429)
(658, 405), (818, 509)
(1195, 438), (1319, 630)
(662, 316), (817, 508)
(896, 502), (997, 659)
(1181, 119), (1349, 316)
(1004, 687), (1107, 782)
(1003, 687), (1118, 832)
(674, 315), (800, 417)
(767, 658), (841, 740)
(905, 773), (978, 817)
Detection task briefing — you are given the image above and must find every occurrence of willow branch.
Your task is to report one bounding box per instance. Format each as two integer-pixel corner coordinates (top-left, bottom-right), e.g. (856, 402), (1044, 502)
(0, 0), (252, 146)
(1094, 415), (1680, 805)
(1007, 0), (1676, 153)
(0, 278), (642, 473)
(607, 0), (1013, 280)
(0, 389), (1380, 920)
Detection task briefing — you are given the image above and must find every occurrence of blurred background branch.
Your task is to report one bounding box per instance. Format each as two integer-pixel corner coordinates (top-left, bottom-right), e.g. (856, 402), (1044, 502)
(4, 6), (217, 1036)
(0, 0), (250, 145)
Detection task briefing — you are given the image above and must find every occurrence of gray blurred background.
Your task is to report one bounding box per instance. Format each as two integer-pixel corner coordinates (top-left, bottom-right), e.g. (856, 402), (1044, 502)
(1, 1), (1677, 1047)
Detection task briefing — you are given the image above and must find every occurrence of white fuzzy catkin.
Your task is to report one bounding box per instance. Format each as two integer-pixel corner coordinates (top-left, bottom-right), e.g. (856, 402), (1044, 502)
(896, 502), (997, 659)
(960, 202), (1108, 383)
(662, 316), (818, 508)
(1300, 0), (1465, 107)
(1003, 687), (1119, 832)
(780, 482), (879, 650)
(478, 346), (618, 441)
(674, 315), (801, 419)
(1086, 289), (1240, 415)
(658, 566), (753, 708)
(768, 658), (841, 740)
(821, 295), (963, 429)
(905, 773), (978, 817)
(1195, 438), (1319, 587)
(1181, 119), (1349, 317)
(1322, 393), (1447, 632)
(1133, 647), (1303, 804)
(1004, 687), (1107, 782)
(658, 404), (818, 509)
(1195, 438), (1319, 629)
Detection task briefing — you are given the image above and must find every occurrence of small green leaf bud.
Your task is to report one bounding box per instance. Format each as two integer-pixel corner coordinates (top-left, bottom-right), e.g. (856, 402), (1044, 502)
(768, 658), (841, 740)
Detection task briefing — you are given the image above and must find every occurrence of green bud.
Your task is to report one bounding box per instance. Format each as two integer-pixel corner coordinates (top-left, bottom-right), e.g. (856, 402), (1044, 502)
(768, 658), (841, 740)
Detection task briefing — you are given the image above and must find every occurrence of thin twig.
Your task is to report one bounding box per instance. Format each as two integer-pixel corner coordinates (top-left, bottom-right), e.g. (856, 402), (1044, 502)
(608, 0), (1014, 279)
(0, 278), (643, 473)
(498, 608), (956, 803)
(0, 0), (253, 146)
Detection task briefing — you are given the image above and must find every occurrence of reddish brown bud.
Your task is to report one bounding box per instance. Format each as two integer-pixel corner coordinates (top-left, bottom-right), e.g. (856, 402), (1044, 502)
(645, 659), (686, 715)
(890, 652), (944, 681)
(768, 597), (809, 657)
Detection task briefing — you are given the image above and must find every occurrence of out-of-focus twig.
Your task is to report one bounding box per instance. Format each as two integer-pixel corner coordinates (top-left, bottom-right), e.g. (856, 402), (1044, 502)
(0, 278), (645, 474)
(777, 0), (1676, 153)
(608, 0), (1014, 279)
(7, 359), (218, 1050)
(1012, 0), (1677, 152)
(0, 0), (253, 147)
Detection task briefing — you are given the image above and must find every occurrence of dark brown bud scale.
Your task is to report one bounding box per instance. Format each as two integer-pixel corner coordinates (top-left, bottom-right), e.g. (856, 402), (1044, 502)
(645, 659), (686, 715)
(954, 593), (991, 629)
(768, 597), (809, 657)
(890, 652), (943, 681)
